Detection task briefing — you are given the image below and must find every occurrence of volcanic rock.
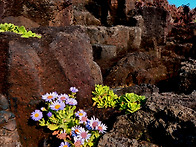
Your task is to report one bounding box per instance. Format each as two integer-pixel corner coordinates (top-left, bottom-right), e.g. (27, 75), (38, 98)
(0, 26), (102, 146)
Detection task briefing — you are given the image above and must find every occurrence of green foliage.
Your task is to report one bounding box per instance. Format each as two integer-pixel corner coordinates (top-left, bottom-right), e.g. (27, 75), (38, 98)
(92, 85), (146, 114)
(118, 93), (146, 114)
(92, 84), (119, 108)
(39, 104), (78, 132)
(0, 23), (41, 38)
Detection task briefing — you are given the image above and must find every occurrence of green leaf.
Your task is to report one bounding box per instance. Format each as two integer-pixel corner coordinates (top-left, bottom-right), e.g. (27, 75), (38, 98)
(18, 26), (27, 34)
(39, 119), (46, 126)
(47, 124), (59, 130)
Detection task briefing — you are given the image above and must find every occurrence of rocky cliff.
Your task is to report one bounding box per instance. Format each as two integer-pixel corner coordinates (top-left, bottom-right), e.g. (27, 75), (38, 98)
(0, 0), (195, 146)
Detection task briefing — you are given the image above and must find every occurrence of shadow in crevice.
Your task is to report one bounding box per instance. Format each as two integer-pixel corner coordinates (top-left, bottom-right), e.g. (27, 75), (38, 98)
(156, 76), (180, 93)
(147, 110), (196, 147)
(85, 0), (128, 26)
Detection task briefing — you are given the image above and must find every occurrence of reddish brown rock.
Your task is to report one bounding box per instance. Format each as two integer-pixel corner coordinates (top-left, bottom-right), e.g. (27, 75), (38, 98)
(133, 7), (168, 47)
(0, 37), (8, 95)
(0, 26), (102, 146)
(82, 25), (142, 53)
(104, 52), (168, 87)
(73, 10), (101, 26)
(0, 0), (73, 28)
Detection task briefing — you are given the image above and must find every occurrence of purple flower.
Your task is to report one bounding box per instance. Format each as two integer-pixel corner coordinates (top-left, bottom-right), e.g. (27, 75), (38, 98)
(31, 110), (43, 121)
(73, 138), (84, 146)
(97, 123), (107, 134)
(70, 87), (79, 93)
(47, 112), (52, 117)
(88, 116), (101, 130)
(79, 116), (88, 124)
(42, 92), (58, 102)
(59, 141), (70, 147)
(50, 100), (65, 111)
(77, 127), (91, 143)
(71, 126), (80, 137)
(58, 94), (69, 101)
(66, 98), (77, 105)
(75, 109), (87, 117)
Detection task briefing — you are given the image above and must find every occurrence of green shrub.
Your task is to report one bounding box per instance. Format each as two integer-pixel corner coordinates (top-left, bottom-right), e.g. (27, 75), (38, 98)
(92, 85), (146, 114)
(92, 84), (119, 108)
(118, 93), (146, 113)
(0, 23), (41, 38)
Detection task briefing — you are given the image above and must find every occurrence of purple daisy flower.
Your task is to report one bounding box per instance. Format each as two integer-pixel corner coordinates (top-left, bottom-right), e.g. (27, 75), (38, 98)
(77, 127), (91, 143)
(97, 123), (107, 134)
(58, 94), (69, 101)
(71, 126), (80, 137)
(89, 116), (101, 130)
(47, 112), (52, 117)
(79, 116), (88, 124)
(59, 141), (70, 147)
(42, 92), (58, 102)
(31, 110), (43, 121)
(50, 100), (65, 111)
(73, 138), (84, 146)
(70, 87), (79, 93)
(75, 109), (87, 117)
(66, 98), (77, 105)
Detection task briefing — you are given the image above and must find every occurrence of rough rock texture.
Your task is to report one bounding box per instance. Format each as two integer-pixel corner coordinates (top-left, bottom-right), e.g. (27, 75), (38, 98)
(127, 6), (169, 51)
(113, 84), (159, 98)
(98, 133), (158, 147)
(0, 94), (22, 147)
(81, 25), (142, 79)
(0, 0), (73, 28)
(82, 25), (142, 53)
(0, 38), (8, 95)
(178, 59), (196, 94)
(0, 26), (102, 146)
(73, 10), (101, 26)
(92, 44), (117, 60)
(98, 91), (196, 147)
(104, 52), (168, 87)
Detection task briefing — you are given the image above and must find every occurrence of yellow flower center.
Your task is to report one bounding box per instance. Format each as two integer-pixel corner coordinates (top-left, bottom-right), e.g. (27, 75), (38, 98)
(75, 129), (79, 133)
(55, 104), (61, 109)
(61, 97), (66, 100)
(34, 113), (39, 117)
(79, 113), (83, 116)
(63, 145), (68, 147)
(98, 126), (103, 131)
(47, 95), (53, 99)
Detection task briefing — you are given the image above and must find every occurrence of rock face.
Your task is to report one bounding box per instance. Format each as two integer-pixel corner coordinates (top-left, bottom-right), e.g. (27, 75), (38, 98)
(104, 52), (168, 87)
(82, 25), (142, 53)
(0, 94), (22, 147)
(0, 26), (102, 146)
(129, 6), (168, 46)
(178, 59), (196, 94)
(0, 0), (196, 146)
(0, 0), (73, 28)
(98, 90), (196, 147)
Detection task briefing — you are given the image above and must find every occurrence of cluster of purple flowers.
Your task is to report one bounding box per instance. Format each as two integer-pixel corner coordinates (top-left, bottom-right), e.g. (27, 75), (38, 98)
(71, 109), (107, 145)
(30, 87), (107, 147)
(31, 87), (78, 121)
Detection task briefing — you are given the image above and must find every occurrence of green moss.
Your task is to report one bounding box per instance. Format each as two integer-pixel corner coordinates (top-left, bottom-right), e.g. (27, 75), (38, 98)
(0, 23), (41, 38)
